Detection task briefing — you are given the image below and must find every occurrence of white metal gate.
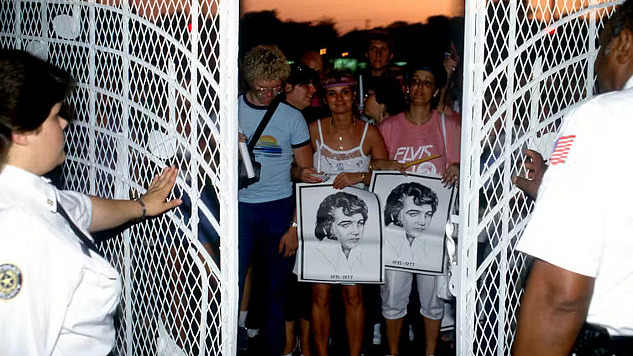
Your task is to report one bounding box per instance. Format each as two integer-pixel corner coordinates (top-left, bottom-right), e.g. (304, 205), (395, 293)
(459, 0), (620, 354)
(0, 0), (239, 355)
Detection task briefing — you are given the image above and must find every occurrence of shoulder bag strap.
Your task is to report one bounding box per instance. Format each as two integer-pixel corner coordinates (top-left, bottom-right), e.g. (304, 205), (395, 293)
(247, 96), (282, 152)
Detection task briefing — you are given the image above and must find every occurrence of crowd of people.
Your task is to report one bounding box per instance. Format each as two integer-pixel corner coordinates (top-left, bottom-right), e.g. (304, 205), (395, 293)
(238, 2), (633, 353)
(236, 29), (462, 356)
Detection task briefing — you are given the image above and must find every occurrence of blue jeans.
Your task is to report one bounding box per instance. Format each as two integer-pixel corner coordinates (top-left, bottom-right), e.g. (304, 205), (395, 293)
(239, 197), (294, 355)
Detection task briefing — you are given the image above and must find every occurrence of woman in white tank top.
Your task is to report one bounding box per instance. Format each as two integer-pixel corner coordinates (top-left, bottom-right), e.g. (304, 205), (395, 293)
(306, 71), (388, 356)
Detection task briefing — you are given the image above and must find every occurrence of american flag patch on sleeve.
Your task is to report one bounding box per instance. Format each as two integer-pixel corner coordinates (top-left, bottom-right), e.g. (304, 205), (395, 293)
(550, 135), (576, 165)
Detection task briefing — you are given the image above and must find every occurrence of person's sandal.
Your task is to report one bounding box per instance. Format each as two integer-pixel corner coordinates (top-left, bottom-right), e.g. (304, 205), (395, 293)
(280, 337), (299, 356)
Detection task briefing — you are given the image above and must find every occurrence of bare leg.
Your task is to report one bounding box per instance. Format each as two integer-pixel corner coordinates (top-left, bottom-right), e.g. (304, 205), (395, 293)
(341, 285), (364, 356)
(312, 283), (332, 356)
(282, 320), (296, 355)
(423, 317), (442, 356)
(385, 317), (404, 356)
(300, 318), (311, 356)
(241, 264), (253, 314)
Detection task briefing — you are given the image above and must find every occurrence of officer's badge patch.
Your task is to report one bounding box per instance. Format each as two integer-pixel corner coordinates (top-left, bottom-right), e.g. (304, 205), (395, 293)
(0, 264), (22, 300)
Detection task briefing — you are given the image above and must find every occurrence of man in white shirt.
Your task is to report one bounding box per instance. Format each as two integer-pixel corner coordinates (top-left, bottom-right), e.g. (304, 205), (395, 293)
(513, 2), (633, 354)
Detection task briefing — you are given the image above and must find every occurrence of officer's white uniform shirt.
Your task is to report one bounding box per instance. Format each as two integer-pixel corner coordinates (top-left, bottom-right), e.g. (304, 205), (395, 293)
(0, 165), (121, 355)
(517, 76), (633, 336)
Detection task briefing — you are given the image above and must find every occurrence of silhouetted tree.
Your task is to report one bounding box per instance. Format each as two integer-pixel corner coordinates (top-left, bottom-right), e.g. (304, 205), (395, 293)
(240, 10), (465, 70)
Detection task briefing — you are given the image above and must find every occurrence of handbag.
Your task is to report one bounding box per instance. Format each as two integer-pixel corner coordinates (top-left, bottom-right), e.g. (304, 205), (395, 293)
(238, 96), (281, 189)
(436, 212), (459, 300)
(238, 150), (261, 190)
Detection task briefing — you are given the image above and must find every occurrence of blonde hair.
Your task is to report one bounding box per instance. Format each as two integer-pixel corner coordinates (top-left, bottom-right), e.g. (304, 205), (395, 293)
(241, 45), (290, 84)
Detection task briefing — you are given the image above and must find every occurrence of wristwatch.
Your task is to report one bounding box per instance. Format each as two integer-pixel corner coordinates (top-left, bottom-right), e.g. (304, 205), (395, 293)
(290, 221), (298, 228)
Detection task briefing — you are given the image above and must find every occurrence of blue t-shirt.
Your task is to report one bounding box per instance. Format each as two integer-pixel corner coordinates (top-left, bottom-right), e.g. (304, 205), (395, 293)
(238, 94), (310, 203)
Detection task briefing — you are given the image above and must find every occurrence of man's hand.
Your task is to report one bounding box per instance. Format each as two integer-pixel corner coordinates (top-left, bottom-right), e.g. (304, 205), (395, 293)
(238, 132), (248, 142)
(293, 165), (323, 183)
(444, 57), (458, 78)
(513, 149), (547, 199)
(278, 226), (298, 258)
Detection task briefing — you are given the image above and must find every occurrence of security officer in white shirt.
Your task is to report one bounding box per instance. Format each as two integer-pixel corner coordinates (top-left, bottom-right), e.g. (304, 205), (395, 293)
(0, 50), (181, 355)
(513, 1), (633, 354)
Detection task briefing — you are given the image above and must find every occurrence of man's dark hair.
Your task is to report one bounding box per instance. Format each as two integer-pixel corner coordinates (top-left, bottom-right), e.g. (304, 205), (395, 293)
(287, 64), (319, 86)
(365, 76), (407, 116)
(366, 30), (395, 53)
(315, 192), (368, 241)
(0, 49), (76, 164)
(384, 182), (438, 227)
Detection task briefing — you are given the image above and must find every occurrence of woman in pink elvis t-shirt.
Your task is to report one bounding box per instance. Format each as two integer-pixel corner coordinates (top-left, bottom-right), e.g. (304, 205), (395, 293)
(377, 64), (461, 356)
(379, 67), (460, 185)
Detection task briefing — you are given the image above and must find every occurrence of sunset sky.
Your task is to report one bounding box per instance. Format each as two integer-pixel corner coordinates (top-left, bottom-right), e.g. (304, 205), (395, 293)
(241, 0), (465, 35)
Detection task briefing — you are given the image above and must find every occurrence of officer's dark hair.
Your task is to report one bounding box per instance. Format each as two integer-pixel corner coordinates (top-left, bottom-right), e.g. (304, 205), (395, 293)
(315, 192), (368, 241)
(0, 49), (76, 165)
(384, 182), (438, 227)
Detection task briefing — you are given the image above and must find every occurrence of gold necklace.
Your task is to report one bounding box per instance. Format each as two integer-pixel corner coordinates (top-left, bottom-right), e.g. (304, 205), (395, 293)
(405, 111), (431, 126)
(330, 117), (356, 150)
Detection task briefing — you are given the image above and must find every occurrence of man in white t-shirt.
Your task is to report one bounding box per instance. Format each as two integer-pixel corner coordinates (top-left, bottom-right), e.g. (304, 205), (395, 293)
(513, 2), (633, 354)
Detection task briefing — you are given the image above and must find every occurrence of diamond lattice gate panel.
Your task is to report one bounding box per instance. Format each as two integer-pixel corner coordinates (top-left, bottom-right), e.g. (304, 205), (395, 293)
(0, 1), (239, 355)
(459, 0), (620, 355)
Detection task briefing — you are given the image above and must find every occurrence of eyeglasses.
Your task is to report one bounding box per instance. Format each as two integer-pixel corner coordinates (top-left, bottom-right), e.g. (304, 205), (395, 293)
(254, 84), (282, 96)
